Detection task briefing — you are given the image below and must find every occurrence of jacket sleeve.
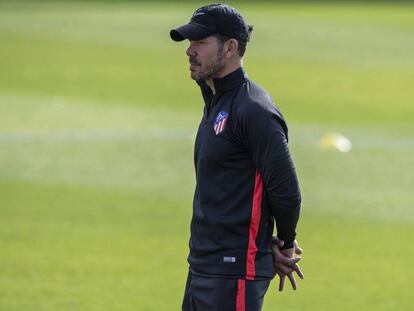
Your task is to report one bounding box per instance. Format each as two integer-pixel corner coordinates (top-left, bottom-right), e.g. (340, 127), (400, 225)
(239, 102), (301, 249)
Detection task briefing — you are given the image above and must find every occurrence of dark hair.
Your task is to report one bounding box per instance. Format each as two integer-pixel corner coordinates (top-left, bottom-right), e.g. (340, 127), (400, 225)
(214, 25), (253, 57)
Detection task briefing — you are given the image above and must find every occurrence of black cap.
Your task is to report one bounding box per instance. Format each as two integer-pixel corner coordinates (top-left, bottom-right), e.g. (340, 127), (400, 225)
(170, 4), (251, 42)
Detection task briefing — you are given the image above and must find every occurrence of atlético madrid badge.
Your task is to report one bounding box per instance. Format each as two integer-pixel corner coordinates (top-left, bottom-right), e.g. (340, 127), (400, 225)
(214, 111), (229, 135)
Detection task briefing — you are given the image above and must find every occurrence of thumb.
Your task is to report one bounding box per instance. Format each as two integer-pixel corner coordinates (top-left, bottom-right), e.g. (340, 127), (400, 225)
(294, 240), (303, 255)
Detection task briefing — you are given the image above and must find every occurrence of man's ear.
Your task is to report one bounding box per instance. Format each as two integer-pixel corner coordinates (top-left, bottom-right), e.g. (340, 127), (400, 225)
(225, 39), (239, 58)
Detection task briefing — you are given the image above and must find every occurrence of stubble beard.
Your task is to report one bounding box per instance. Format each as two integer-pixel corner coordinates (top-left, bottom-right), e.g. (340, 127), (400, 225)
(190, 49), (225, 81)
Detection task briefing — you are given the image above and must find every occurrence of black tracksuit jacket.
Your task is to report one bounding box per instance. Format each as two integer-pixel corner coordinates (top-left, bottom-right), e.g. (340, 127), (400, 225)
(189, 67), (301, 280)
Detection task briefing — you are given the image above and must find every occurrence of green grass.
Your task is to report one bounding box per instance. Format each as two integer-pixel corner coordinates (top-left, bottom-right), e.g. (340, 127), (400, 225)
(0, 1), (413, 310)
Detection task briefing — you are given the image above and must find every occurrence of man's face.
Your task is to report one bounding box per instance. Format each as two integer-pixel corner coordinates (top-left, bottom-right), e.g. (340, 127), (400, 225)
(186, 36), (225, 81)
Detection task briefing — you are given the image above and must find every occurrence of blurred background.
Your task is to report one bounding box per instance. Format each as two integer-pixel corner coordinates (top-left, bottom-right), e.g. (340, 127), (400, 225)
(0, 0), (413, 310)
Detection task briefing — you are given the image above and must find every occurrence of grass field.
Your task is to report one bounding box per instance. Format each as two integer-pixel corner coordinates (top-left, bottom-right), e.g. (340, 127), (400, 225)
(1, 1), (414, 310)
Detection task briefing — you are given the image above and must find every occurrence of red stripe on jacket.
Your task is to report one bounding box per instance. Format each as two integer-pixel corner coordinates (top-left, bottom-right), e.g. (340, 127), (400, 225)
(246, 170), (263, 280)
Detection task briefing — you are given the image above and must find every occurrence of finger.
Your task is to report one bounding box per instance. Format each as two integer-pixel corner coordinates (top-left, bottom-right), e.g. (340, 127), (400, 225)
(275, 263), (293, 275)
(273, 267), (284, 278)
(275, 268), (285, 277)
(273, 264), (293, 274)
(279, 274), (286, 292)
(291, 263), (304, 279)
(272, 245), (298, 259)
(287, 273), (297, 290)
(276, 257), (300, 270)
(294, 240), (303, 255)
(274, 254), (301, 266)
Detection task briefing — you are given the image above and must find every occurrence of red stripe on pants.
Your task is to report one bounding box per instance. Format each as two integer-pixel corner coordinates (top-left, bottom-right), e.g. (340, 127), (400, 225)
(236, 279), (245, 311)
(246, 170), (263, 280)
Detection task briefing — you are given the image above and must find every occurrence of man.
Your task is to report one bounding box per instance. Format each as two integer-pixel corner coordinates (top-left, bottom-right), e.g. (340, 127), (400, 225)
(170, 4), (303, 311)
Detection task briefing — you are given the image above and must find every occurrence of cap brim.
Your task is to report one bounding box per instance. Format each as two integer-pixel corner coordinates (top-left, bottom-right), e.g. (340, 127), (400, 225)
(170, 23), (212, 42)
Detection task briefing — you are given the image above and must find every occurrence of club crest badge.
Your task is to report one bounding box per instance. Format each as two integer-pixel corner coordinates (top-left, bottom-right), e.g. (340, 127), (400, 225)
(214, 111), (229, 135)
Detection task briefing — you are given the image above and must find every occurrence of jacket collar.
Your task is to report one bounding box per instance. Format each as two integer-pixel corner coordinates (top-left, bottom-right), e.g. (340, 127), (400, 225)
(197, 67), (248, 94)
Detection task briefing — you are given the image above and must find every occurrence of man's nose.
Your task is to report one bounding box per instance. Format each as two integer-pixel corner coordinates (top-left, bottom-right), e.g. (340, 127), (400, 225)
(186, 44), (196, 57)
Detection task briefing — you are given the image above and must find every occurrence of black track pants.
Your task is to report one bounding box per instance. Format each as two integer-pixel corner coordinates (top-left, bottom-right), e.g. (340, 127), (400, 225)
(182, 271), (271, 311)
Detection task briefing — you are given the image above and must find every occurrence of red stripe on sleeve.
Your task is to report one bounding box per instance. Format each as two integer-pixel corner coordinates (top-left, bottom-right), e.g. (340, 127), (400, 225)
(246, 170), (263, 280)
